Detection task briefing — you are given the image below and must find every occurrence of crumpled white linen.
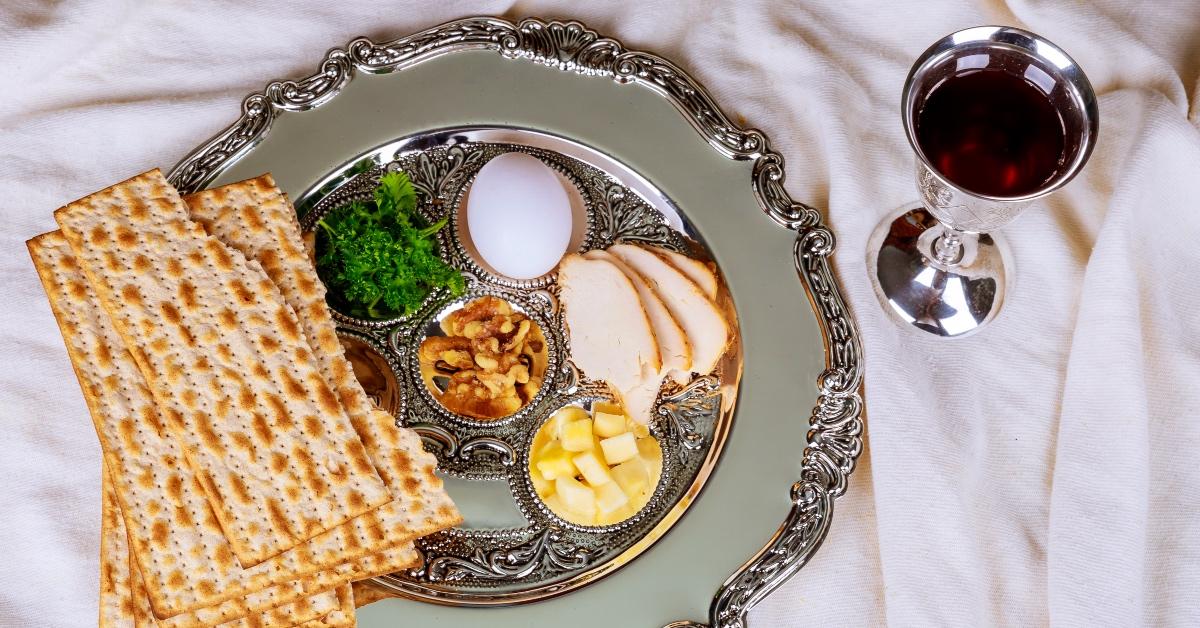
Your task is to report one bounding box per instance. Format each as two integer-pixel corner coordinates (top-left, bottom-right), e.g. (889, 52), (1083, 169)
(2, 1), (1198, 626)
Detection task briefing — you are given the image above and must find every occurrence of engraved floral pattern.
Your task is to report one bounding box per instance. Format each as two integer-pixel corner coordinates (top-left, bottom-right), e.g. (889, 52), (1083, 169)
(588, 174), (682, 250)
(414, 528), (592, 583)
(658, 375), (721, 454)
(410, 145), (488, 205)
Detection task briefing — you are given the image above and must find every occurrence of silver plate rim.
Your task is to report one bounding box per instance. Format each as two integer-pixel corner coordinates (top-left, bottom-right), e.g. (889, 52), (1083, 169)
(166, 16), (865, 628)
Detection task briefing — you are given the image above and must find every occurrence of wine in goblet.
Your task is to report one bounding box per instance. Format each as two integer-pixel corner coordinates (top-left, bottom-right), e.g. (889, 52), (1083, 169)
(868, 26), (1098, 337)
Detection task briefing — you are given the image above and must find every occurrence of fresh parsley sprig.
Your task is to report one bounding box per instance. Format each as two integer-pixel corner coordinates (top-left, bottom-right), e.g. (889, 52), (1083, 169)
(316, 171), (464, 318)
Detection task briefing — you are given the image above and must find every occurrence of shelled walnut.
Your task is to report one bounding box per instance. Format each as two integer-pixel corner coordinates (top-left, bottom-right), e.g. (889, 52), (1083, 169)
(418, 296), (547, 420)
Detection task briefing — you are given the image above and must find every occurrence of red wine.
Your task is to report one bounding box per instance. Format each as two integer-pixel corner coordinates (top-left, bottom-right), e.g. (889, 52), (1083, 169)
(916, 68), (1066, 197)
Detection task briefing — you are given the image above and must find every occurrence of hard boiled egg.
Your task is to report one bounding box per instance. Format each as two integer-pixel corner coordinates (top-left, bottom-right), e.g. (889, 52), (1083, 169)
(465, 152), (574, 280)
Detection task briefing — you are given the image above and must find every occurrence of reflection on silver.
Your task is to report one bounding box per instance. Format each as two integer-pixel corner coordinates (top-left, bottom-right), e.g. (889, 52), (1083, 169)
(458, 437), (516, 467)
(334, 331), (404, 414)
(869, 206), (1007, 337)
(871, 25), (1098, 337)
(409, 422), (459, 456)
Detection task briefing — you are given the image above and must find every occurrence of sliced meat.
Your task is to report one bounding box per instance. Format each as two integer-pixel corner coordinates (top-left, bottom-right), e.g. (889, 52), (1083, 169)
(558, 254), (661, 393)
(622, 364), (667, 426)
(650, 246), (719, 302)
(584, 249), (692, 376)
(608, 244), (729, 376)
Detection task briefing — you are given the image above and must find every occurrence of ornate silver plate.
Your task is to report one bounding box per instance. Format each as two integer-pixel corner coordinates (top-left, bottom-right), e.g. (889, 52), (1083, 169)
(295, 136), (742, 604)
(167, 16), (863, 628)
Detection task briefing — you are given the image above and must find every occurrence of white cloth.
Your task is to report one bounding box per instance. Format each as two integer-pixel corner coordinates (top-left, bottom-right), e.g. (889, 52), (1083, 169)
(2, 1), (1198, 626)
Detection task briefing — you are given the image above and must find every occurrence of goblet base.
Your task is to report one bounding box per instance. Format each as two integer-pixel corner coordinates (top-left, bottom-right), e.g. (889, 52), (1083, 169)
(866, 205), (1009, 338)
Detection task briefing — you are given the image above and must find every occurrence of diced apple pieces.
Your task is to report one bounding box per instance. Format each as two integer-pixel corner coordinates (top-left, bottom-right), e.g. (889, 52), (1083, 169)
(591, 434), (606, 459)
(535, 442), (577, 481)
(593, 410), (627, 438)
(531, 468), (553, 498)
(573, 450), (612, 486)
(550, 406), (588, 437)
(531, 431), (549, 455)
(543, 494), (569, 517)
(595, 506), (634, 527)
(636, 436), (662, 466)
(557, 406), (590, 422)
(593, 401), (624, 416)
(528, 400), (663, 527)
(561, 418), (594, 452)
(637, 437), (663, 487)
(556, 476), (596, 519)
(600, 432), (638, 464)
(594, 481), (630, 514)
(611, 457), (649, 498)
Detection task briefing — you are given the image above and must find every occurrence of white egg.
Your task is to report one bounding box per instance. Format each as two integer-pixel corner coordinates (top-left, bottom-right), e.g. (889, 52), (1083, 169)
(466, 152), (574, 280)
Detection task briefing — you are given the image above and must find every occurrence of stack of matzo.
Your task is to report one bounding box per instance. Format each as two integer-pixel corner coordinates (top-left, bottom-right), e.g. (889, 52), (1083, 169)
(28, 169), (461, 627)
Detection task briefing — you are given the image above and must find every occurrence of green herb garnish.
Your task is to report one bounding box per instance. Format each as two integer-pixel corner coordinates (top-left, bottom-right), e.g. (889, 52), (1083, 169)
(315, 171), (464, 318)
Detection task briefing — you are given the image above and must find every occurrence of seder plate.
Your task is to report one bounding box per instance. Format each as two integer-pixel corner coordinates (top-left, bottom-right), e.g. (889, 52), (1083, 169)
(298, 136), (742, 604)
(167, 17), (864, 628)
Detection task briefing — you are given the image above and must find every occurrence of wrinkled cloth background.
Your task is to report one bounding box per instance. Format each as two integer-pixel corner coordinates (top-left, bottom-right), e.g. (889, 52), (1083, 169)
(2, 1), (1199, 626)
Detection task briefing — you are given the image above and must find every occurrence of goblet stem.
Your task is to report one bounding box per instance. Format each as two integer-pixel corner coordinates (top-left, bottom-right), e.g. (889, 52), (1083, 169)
(931, 226), (967, 266)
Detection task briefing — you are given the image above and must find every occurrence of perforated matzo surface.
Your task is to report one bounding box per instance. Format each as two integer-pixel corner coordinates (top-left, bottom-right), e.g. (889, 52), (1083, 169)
(185, 175), (462, 551)
(30, 232), (419, 624)
(53, 169), (393, 568)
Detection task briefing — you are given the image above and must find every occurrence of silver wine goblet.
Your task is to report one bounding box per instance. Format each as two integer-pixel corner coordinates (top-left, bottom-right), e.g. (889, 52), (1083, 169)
(867, 26), (1098, 337)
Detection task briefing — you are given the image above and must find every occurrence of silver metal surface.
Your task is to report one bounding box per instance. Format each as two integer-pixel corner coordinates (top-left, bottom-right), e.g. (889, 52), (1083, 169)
(166, 16), (865, 627)
(697, 223), (864, 628)
(296, 137), (740, 602)
(872, 25), (1098, 337)
(867, 205), (1009, 337)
